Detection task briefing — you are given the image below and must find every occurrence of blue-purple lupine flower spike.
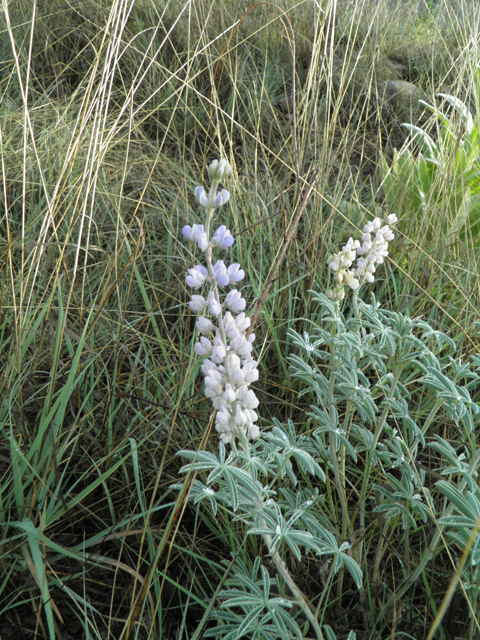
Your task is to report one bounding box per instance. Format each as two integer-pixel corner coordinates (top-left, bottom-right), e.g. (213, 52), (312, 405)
(182, 159), (260, 444)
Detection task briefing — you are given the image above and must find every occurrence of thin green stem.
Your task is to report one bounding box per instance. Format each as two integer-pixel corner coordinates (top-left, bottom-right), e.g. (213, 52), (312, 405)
(328, 305), (353, 538)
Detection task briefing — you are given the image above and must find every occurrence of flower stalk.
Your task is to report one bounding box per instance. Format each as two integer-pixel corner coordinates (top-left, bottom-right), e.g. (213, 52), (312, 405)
(325, 214), (398, 561)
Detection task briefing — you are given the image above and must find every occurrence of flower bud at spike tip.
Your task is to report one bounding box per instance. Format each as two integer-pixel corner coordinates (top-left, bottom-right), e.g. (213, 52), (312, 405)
(208, 159), (233, 182)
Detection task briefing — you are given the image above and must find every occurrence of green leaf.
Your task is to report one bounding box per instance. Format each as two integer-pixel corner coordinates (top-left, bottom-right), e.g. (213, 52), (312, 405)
(437, 93), (474, 134)
(342, 553), (363, 589)
(471, 530), (480, 566)
(436, 481), (476, 519)
(402, 123), (438, 160)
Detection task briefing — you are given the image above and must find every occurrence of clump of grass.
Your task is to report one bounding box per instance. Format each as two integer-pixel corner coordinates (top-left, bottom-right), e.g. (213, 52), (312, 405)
(1, 0), (480, 638)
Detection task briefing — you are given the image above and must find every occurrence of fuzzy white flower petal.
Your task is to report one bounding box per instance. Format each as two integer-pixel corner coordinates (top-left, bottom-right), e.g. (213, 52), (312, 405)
(195, 337), (213, 356)
(196, 316), (215, 334)
(208, 291), (222, 316)
(189, 295), (209, 313)
(213, 189), (230, 208)
(227, 263), (245, 284)
(225, 290), (246, 312)
(194, 186), (208, 207)
(212, 225), (234, 249)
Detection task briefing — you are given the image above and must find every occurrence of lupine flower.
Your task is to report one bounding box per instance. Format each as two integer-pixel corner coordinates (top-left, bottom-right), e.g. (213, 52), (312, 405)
(213, 189), (230, 208)
(237, 385), (260, 409)
(243, 360), (259, 383)
(327, 237), (359, 273)
(183, 159), (260, 445)
(338, 269), (360, 290)
(212, 334), (227, 363)
(194, 187), (208, 207)
(326, 215), (397, 301)
(196, 316), (215, 334)
(212, 225), (234, 249)
(186, 265), (208, 289)
(208, 291), (222, 316)
(326, 287), (346, 302)
(189, 295), (209, 313)
(224, 289), (246, 312)
(233, 312), (251, 333)
(182, 224), (198, 242)
(182, 222), (209, 250)
(226, 263), (245, 284)
(195, 337), (213, 356)
(205, 384), (222, 399)
(213, 260), (229, 286)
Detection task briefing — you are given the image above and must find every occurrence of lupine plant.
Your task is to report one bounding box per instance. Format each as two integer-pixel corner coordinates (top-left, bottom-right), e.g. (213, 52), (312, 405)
(179, 160), (480, 638)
